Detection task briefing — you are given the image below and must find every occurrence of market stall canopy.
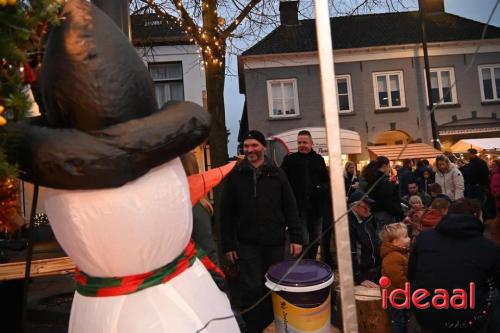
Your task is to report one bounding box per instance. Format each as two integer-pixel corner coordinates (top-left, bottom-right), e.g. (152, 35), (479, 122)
(450, 138), (500, 153)
(271, 127), (361, 155)
(367, 143), (441, 161)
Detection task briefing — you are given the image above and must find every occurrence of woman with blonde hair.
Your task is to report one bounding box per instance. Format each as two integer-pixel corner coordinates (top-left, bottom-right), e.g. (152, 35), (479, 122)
(344, 161), (359, 197)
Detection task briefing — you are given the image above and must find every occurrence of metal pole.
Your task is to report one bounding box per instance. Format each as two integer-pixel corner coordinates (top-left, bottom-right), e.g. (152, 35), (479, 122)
(21, 184), (39, 333)
(313, 1), (358, 332)
(419, 0), (441, 150)
(92, 0), (131, 41)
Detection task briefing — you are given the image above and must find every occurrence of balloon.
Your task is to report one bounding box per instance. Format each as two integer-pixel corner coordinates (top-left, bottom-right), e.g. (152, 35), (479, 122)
(45, 159), (240, 332)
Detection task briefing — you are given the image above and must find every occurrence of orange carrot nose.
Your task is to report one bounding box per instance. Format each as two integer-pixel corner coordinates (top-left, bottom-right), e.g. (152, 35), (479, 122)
(187, 161), (237, 206)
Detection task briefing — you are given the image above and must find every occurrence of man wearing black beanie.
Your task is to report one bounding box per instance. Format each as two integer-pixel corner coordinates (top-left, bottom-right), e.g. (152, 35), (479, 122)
(220, 130), (304, 333)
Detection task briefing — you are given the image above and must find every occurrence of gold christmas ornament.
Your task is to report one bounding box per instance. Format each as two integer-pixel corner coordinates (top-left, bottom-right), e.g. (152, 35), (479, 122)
(7, 0), (16, 5)
(0, 179), (24, 233)
(0, 116), (6, 126)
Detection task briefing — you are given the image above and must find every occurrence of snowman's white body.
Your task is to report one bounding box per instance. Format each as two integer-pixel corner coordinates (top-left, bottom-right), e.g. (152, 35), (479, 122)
(44, 158), (240, 333)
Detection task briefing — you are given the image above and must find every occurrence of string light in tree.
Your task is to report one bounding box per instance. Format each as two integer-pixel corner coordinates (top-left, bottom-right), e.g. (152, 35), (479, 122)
(0, 106), (6, 126)
(33, 213), (50, 228)
(0, 0), (17, 6)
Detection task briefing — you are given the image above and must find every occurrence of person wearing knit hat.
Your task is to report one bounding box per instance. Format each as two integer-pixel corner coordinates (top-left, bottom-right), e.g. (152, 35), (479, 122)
(221, 129), (305, 333)
(243, 130), (267, 147)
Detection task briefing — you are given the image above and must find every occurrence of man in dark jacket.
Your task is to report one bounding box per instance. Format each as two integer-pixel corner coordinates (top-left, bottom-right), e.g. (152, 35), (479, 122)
(464, 148), (490, 201)
(402, 180), (432, 207)
(221, 130), (304, 333)
(348, 190), (381, 287)
(398, 159), (414, 197)
(281, 130), (329, 259)
(362, 156), (404, 226)
(409, 198), (500, 333)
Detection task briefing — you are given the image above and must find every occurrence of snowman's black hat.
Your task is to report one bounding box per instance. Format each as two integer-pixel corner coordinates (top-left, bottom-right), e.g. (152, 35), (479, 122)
(9, 0), (210, 189)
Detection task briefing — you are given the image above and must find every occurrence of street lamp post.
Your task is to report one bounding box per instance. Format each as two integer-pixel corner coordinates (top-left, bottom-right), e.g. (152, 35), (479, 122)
(418, 0), (441, 150)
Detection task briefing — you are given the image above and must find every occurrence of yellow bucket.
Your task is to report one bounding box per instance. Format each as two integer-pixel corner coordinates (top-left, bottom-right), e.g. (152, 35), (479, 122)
(265, 260), (334, 333)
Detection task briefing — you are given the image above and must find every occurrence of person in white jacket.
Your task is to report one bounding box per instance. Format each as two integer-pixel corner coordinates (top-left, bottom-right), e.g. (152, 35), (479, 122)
(435, 155), (465, 201)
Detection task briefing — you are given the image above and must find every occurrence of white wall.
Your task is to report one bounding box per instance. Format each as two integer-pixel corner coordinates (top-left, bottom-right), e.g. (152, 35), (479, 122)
(136, 44), (206, 106)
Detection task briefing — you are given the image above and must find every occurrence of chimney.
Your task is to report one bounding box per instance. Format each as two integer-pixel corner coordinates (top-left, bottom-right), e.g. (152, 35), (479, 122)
(280, 0), (299, 26)
(421, 0), (444, 14)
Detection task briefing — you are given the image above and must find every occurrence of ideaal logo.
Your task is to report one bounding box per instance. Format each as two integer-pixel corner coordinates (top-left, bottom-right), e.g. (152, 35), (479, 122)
(379, 276), (475, 310)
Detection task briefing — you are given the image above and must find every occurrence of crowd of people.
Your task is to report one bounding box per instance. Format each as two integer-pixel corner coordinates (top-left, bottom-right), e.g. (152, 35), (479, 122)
(185, 128), (500, 333)
(341, 150), (500, 333)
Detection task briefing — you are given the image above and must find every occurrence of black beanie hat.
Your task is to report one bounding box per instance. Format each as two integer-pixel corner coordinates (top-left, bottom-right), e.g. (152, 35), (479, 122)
(244, 130), (267, 147)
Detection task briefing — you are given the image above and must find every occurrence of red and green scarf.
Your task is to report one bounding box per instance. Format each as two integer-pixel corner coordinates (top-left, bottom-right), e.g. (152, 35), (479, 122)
(75, 240), (224, 297)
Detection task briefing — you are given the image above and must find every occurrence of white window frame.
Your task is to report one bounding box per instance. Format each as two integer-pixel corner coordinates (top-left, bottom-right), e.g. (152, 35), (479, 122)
(267, 79), (300, 118)
(372, 70), (406, 110)
(336, 74), (354, 114)
(478, 64), (500, 102)
(148, 62), (185, 106)
(424, 67), (458, 105)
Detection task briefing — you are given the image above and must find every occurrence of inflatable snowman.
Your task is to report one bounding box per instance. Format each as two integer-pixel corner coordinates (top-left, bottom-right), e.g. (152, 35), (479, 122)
(11, 1), (240, 332)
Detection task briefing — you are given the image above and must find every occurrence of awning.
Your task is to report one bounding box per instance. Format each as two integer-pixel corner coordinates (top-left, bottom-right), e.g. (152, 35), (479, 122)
(450, 138), (500, 153)
(367, 143), (441, 161)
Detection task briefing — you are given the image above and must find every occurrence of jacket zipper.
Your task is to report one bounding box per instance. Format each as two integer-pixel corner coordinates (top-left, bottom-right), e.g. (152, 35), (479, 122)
(253, 170), (257, 198)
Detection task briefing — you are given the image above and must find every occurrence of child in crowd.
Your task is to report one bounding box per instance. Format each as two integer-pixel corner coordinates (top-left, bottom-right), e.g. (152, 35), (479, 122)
(403, 196), (425, 238)
(380, 223), (411, 333)
(429, 183), (452, 204)
(420, 169), (433, 194)
(420, 198), (449, 232)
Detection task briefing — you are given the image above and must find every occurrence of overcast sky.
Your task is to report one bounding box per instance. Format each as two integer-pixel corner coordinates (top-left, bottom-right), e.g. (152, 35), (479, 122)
(223, 0), (500, 156)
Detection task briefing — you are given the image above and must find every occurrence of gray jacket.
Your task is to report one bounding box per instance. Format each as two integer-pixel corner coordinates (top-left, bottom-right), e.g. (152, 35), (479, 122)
(435, 164), (464, 201)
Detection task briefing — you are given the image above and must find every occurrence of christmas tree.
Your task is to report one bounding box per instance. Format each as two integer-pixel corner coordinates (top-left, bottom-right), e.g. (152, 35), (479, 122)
(0, 0), (62, 231)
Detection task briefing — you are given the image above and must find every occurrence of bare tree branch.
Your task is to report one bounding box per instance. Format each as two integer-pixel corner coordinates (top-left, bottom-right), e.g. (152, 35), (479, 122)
(221, 0), (262, 39)
(139, 0), (203, 44)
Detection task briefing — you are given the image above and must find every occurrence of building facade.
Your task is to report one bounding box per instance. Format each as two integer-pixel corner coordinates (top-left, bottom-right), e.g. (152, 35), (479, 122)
(132, 14), (206, 109)
(238, 0), (500, 161)
(132, 14), (211, 169)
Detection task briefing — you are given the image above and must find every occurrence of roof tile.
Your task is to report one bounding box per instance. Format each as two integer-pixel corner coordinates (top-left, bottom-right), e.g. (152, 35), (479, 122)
(243, 11), (500, 56)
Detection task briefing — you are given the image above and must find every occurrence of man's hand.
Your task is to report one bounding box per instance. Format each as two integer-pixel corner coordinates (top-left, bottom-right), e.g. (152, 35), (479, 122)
(360, 280), (379, 288)
(225, 251), (238, 264)
(289, 243), (302, 257)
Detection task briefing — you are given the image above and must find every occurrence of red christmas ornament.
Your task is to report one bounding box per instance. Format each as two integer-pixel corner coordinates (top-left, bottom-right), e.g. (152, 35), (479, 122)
(23, 63), (37, 84)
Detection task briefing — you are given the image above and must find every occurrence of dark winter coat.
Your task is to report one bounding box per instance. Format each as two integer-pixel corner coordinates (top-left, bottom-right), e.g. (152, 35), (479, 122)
(344, 172), (359, 198)
(491, 165), (500, 209)
(220, 157), (305, 253)
(465, 157), (490, 187)
(366, 171), (404, 220)
(281, 150), (329, 217)
(398, 166), (414, 197)
(408, 214), (500, 332)
(348, 211), (381, 284)
(414, 165), (434, 183)
(415, 166), (434, 194)
(464, 157), (490, 199)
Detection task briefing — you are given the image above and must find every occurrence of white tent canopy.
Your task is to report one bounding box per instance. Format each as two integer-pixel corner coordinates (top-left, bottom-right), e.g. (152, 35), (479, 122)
(450, 138), (500, 152)
(270, 127), (362, 155)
